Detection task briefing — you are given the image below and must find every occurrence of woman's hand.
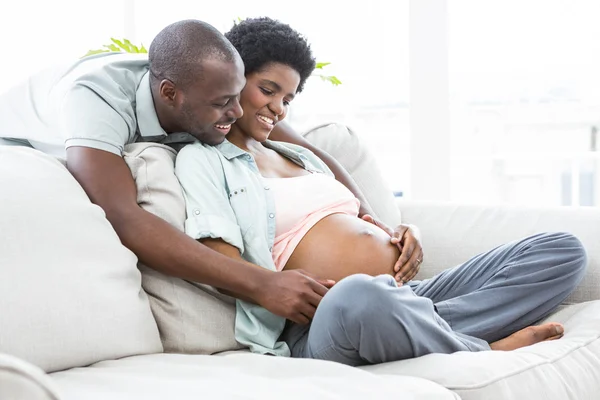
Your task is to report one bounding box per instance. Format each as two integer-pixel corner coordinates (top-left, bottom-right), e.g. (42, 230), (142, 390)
(361, 215), (424, 284)
(390, 224), (423, 284)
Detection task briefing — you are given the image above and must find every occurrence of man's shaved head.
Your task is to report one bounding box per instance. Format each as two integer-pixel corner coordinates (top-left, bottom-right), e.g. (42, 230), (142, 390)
(148, 19), (239, 88)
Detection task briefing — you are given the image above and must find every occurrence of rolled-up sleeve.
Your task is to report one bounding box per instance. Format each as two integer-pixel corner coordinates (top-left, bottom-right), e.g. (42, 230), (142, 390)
(175, 144), (244, 254)
(61, 85), (135, 156)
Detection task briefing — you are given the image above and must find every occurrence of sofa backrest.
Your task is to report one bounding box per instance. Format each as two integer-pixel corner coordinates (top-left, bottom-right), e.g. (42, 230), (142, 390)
(303, 123), (402, 227)
(0, 147), (163, 373)
(398, 200), (600, 304)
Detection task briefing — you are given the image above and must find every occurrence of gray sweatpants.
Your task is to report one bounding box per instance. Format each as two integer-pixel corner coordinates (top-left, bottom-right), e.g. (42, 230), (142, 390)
(281, 232), (587, 366)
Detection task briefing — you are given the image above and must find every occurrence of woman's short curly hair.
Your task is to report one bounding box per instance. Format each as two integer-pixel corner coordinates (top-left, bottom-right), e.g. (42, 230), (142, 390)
(225, 17), (316, 93)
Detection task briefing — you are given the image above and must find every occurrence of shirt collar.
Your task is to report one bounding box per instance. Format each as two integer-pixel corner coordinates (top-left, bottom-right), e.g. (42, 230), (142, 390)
(135, 72), (167, 139)
(213, 139), (316, 171)
(214, 139), (248, 160)
(263, 140), (310, 169)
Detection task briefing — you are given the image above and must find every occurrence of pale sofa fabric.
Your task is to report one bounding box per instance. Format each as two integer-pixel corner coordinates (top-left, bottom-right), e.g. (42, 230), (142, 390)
(303, 123), (402, 227)
(0, 353), (60, 400)
(5, 126), (600, 399)
(396, 200), (600, 302)
(123, 143), (244, 354)
(50, 353), (459, 400)
(0, 147), (162, 373)
(364, 301), (600, 400)
(358, 200), (600, 399)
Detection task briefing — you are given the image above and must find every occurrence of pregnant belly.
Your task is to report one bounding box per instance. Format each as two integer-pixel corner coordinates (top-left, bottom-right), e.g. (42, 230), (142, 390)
(283, 213), (400, 282)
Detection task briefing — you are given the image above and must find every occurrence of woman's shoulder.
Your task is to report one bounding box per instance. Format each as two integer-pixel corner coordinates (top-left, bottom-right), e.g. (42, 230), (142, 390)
(265, 140), (333, 176)
(266, 139), (312, 154)
(264, 139), (319, 162)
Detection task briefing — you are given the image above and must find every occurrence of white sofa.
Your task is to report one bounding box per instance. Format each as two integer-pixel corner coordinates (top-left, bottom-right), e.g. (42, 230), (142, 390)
(1, 124), (598, 400)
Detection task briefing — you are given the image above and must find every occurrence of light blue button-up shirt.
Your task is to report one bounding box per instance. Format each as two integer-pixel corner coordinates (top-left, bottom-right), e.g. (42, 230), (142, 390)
(175, 139), (334, 356)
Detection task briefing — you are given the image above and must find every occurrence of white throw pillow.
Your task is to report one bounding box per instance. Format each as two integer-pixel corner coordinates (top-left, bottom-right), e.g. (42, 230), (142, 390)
(123, 143), (243, 355)
(0, 147), (163, 373)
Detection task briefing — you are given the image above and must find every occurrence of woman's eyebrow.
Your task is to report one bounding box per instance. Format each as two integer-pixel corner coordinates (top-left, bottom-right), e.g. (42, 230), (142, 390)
(261, 79), (296, 99)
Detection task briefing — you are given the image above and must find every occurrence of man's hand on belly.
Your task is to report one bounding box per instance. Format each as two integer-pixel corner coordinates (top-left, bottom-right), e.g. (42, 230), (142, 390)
(256, 270), (335, 325)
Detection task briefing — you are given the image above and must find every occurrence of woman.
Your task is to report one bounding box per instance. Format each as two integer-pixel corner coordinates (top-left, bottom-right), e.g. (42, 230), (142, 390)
(175, 17), (587, 365)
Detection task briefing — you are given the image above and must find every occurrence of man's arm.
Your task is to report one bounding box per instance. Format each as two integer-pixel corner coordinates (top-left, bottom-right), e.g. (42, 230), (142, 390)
(200, 238), (332, 324)
(270, 121), (376, 218)
(66, 147), (329, 324)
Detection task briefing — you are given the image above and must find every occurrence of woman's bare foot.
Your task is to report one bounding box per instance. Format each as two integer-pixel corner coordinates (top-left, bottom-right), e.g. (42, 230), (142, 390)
(490, 323), (565, 351)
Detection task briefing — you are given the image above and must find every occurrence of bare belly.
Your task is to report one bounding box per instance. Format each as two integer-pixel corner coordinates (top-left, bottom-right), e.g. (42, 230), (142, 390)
(283, 213), (400, 282)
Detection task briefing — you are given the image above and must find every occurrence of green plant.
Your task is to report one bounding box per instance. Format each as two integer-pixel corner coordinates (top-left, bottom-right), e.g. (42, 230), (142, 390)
(84, 38), (147, 57)
(85, 35), (341, 86)
(313, 62), (342, 86)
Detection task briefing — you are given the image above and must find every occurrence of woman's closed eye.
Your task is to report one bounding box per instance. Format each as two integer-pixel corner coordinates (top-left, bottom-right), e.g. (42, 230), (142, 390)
(260, 87), (292, 106)
(260, 87), (274, 96)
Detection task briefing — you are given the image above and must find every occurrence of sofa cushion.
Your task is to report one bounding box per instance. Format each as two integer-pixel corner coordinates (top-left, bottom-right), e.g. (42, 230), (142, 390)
(0, 146), (163, 373)
(362, 301), (600, 400)
(49, 353), (459, 400)
(396, 200), (600, 302)
(123, 143), (243, 354)
(303, 123), (402, 227)
(0, 353), (60, 400)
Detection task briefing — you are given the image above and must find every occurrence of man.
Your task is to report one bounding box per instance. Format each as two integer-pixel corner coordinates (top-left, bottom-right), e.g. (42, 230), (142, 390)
(0, 19), (421, 325)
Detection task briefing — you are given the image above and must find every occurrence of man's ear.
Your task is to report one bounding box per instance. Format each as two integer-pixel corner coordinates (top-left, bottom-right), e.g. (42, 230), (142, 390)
(158, 79), (178, 106)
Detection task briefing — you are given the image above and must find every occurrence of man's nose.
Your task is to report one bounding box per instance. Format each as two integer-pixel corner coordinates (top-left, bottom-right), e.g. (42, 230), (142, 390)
(226, 97), (243, 119)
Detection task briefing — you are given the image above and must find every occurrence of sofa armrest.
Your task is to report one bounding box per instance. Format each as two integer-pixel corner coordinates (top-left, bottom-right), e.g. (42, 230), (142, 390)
(0, 353), (60, 400)
(397, 199), (600, 304)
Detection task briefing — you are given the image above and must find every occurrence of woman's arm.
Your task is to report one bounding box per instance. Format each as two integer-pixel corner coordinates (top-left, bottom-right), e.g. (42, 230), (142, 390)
(270, 121), (375, 218)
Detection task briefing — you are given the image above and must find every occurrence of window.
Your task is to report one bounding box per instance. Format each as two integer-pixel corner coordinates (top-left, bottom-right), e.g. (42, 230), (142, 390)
(448, 0), (600, 206)
(5, 1), (598, 207)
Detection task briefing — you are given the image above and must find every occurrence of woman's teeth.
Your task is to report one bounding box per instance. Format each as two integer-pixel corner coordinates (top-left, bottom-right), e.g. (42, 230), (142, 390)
(258, 115), (274, 125)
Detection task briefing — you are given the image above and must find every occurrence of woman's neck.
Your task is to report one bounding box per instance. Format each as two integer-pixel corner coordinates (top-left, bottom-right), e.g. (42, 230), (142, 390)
(227, 125), (266, 156)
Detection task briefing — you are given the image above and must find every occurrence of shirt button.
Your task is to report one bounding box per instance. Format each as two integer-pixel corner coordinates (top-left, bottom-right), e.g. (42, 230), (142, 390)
(269, 247), (273, 252)
(264, 186), (270, 190)
(269, 213), (275, 219)
(194, 210), (200, 215)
